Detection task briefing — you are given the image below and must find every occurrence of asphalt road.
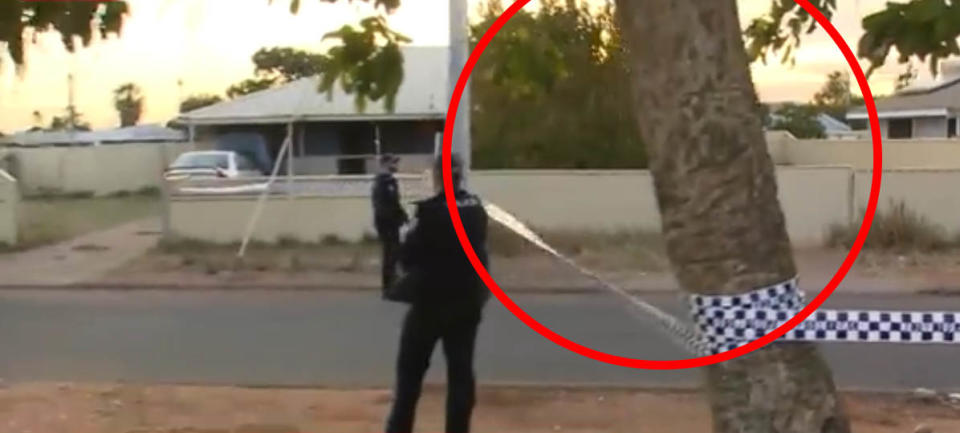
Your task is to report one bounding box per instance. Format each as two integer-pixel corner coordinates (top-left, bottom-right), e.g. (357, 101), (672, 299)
(0, 289), (957, 391)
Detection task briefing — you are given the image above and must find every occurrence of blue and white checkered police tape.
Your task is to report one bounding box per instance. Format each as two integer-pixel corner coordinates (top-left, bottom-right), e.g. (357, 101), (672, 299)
(689, 278), (960, 355)
(483, 202), (960, 357)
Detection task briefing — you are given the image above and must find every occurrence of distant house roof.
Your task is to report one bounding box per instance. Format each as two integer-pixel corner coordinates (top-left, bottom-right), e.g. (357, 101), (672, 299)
(0, 124), (185, 147)
(84, 124), (186, 143)
(766, 111), (852, 134)
(177, 46), (449, 126)
(848, 65), (960, 120)
(816, 113), (852, 133)
(0, 130), (86, 146)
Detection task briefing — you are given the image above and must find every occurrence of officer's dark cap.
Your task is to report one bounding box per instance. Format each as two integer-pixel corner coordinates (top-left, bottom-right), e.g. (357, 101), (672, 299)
(434, 153), (464, 177)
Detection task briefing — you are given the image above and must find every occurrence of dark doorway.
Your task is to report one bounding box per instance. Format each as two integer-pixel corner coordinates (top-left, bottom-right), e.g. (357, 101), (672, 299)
(888, 118), (912, 139)
(337, 123), (375, 174)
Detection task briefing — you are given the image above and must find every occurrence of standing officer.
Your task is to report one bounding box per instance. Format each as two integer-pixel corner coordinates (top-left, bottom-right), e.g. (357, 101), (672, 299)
(384, 153), (490, 433)
(372, 153), (408, 294)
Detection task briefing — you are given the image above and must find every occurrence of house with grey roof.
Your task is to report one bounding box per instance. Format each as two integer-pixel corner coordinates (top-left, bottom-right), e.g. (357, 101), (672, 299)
(176, 46), (448, 175)
(847, 61), (960, 139)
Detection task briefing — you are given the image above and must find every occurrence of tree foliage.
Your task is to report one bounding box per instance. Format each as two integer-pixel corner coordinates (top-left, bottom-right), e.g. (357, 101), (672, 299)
(179, 94), (223, 113)
(276, 0), (409, 112)
(48, 107), (91, 131)
(744, 0), (837, 67)
(7, 0), (960, 113)
(895, 62), (919, 91)
(113, 82), (144, 127)
(0, 0), (128, 68)
(812, 72), (849, 109)
(857, 0), (960, 76)
(226, 47), (326, 98)
(746, 0), (960, 78)
(226, 78), (277, 99)
(811, 70), (860, 121)
(768, 103), (826, 139)
(317, 16), (410, 112)
(470, 0), (645, 169)
(250, 46), (325, 81)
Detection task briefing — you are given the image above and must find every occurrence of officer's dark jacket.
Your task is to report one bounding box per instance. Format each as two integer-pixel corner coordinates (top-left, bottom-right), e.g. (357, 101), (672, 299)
(372, 172), (408, 226)
(398, 189), (490, 309)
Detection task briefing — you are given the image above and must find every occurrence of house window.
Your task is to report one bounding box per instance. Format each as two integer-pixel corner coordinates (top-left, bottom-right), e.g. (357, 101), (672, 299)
(888, 118), (913, 139)
(950, 118), (958, 138)
(848, 119), (867, 130)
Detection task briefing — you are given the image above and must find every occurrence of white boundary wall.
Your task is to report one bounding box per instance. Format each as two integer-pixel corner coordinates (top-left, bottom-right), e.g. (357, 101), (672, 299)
(166, 167), (878, 247)
(6, 142), (192, 196)
(0, 170), (18, 246)
(765, 131), (960, 170)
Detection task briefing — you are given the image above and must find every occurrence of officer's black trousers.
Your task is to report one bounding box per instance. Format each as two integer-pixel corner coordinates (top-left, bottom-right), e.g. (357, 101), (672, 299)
(385, 305), (481, 433)
(376, 223), (401, 292)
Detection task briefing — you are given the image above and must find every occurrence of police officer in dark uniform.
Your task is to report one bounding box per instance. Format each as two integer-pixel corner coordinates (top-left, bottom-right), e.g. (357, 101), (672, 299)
(372, 154), (409, 294)
(384, 153), (490, 433)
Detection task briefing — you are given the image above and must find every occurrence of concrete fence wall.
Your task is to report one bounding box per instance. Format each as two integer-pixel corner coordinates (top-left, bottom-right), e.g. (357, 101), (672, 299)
(853, 169), (960, 231)
(765, 132), (960, 170)
(471, 167), (855, 247)
(471, 171), (663, 232)
(166, 167), (868, 247)
(166, 174), (433, 244)
(169, 196), (375, 244)
(6, 142), (193, 196)
(0, 170), (18, 246)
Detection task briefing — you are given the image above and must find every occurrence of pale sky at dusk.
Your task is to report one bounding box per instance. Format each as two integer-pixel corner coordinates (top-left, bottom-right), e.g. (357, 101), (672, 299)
(0, 0), (914, 132)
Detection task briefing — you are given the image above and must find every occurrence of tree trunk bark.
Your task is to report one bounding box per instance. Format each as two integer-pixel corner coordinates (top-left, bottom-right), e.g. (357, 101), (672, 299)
(613, 1), (851, 432)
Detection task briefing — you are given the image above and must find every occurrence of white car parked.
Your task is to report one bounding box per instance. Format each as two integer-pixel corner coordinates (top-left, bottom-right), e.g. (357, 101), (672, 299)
(164, 150), (262, 181)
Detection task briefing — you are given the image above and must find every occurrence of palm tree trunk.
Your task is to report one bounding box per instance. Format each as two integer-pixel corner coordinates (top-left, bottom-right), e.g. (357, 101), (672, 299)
(613, 1), (850, 432)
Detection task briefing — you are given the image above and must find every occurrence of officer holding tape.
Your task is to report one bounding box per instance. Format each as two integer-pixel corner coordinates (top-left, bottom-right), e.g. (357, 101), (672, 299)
(384, 153), (490, 433)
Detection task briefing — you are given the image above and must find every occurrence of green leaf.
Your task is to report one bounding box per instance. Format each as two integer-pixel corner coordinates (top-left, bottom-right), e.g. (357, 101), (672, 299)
(2, 1), (129, 67)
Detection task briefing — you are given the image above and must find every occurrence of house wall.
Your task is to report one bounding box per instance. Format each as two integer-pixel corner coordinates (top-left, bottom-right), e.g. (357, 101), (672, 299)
(913, 117), (948, 138)
(290, 154), (433, 176)
(292, 156), (340, 175)
(860, 117), (947, 139)
(196, 121), (441, 176)
(7, 142), (193, 196)
(766, 132), (960, 169)
(0, 170), (18, 246)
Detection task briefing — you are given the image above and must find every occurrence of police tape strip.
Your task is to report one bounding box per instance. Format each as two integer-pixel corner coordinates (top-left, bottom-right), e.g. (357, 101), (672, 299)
(485, 202), (709, 354)
(484, 202), (960, 356)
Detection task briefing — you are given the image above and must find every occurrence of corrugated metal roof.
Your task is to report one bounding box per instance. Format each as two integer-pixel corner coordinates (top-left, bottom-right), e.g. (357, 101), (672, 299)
(0, 130), (88, 146)
(178, 46), (449, 125)
(766, 112), (852, 133)
(816, 113), (852, 132)
(849, 76), (960, 115)
(86, 124), (186, 142)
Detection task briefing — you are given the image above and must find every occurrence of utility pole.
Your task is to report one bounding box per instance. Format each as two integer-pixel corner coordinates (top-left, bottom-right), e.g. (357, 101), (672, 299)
(67, 73), (79, 144)
(67, 73), (76, 130)
(448, 0), (471, 182)
(177, 78), (184, 107)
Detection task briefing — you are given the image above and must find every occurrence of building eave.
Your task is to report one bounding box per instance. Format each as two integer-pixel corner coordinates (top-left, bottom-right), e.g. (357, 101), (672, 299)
(846, 108), (949, 120)
(179, 113), (447, 126)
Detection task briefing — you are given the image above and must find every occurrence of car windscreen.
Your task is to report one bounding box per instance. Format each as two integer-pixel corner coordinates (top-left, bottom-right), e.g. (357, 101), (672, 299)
(171, 153), (230, 170)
